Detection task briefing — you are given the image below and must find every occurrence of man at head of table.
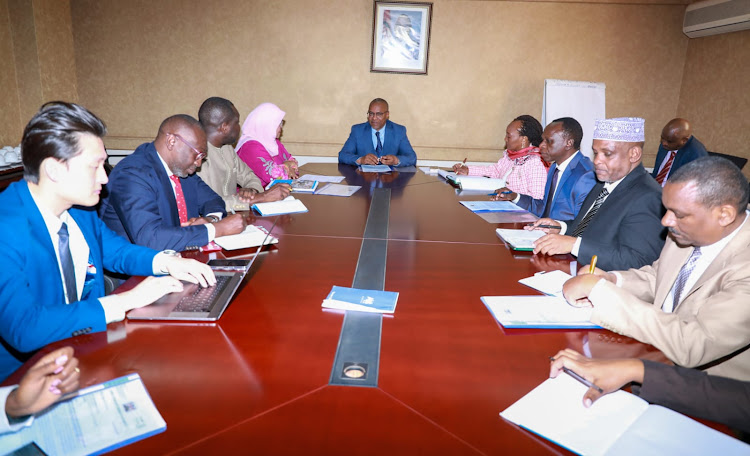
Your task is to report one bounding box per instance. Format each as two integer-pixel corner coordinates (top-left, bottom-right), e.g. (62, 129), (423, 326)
(337, 98), (417, 168)
(0, 102), (216, 381)
(196, 97), (290, 212)
(527, 117), (665, 271)
(563, 156), (750, 381)
(99, 114), (246, 251)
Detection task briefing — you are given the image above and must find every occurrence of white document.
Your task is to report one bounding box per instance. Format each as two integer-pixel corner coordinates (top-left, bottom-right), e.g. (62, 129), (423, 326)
(501, 374), (750, 456)
(214, 224), (278, 250)
(482, 295), (599, 329)
(518, 270), (573, 297)
(251, 196), (308, 216)
(315, 183), (361, 197)
(0, 374), (166, 456)
(298, 174), (345, 183)
(451, 175), (506, 191)
(360, 164), (392, 173)
(495, 228), (546, 251)
(419, 166), (440, 175)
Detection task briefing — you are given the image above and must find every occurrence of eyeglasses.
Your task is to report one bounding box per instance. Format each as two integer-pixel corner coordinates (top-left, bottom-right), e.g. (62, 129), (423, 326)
(167, 132), (207, 161)
(367, 111), (388, 119)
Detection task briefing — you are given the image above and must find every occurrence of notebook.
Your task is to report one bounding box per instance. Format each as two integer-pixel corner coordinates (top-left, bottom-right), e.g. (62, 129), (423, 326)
(251, 196), (308, 216)
(482, 295), (601, 329)
(128, 224), (274, 321)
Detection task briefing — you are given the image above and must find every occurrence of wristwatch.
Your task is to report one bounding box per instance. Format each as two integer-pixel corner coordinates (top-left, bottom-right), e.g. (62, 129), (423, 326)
(162, 249), (181, 258)
(205, 215), (220, 223)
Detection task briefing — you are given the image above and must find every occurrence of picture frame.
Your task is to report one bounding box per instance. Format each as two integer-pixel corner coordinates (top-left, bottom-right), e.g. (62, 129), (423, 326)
(371, 2), (433, 75)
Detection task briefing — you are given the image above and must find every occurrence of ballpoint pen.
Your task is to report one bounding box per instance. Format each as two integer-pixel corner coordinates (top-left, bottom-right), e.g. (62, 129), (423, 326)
(549, 357), (604, 394)
(488, 190), (513, 196)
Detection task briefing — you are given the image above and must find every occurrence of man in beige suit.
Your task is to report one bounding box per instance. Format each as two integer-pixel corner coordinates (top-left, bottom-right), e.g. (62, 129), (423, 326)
(197, 97), (290, 211)
(563, 156), (750, 381)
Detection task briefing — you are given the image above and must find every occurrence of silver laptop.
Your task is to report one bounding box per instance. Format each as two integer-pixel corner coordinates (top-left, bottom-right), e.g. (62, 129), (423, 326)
(128, 220), (276, 322)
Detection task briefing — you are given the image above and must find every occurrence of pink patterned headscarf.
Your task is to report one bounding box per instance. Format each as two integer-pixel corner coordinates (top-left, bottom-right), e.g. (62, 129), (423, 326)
(235, 102), (286, 157)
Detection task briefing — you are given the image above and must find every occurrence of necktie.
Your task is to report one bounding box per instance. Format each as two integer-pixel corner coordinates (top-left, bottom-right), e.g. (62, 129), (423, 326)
(375, 131), (383, 156)
(58, 223), (78, 303)
(541, 167), (559, 218)
(570, 188), (609, 237)
(170, 175), (188, 224)
(669, 247), (702, 311)
(655, 151), (676, 185)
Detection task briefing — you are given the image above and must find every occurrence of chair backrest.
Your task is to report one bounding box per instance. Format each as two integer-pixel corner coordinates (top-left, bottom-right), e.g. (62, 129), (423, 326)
(708, 151), (748, 170)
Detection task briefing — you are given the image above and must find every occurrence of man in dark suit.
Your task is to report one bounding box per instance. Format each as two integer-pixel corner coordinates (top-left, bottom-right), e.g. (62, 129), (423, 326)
(0, 102), (214, 380)
(529, 117), (665, 271)
(338, 98), (417, 167)
(651, 118), (707, 187)
(100, 115), (246, 251)
(495, 117), (596, 220)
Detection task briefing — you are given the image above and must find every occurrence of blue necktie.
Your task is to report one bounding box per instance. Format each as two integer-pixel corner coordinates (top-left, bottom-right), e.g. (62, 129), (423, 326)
(375, 131), (383, 157)
(542, 167), (559, 218)
(58, 222), (78, 303)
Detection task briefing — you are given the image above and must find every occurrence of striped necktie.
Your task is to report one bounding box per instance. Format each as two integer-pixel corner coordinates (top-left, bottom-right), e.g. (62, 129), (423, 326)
(668, 247), (702, 312)
(570, 188), (609, 237)
(655, 151), (676, 185)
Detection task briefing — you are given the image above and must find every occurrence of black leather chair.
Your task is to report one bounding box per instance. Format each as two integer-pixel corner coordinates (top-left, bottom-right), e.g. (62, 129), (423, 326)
(708, 151), (748, 170)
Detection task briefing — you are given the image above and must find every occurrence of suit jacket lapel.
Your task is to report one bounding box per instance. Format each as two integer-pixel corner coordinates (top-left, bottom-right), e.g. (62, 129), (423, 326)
(383, 121), (395, 156)
(146, 144), (180, 225)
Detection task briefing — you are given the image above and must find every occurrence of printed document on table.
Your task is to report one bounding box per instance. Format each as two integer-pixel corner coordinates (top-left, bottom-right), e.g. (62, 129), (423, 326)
(298, 174), (345, 183)
(359, 164), (393, 173)
(495, 228), (546, 250)
(252, 196), (308, 216)
(214, 224), (279, 250)
(0, 374), (166, 456)
(501, 374), (750, 456)
(460, 200), (526, 213)
(315, 183), (361, 197)
(518, 270), (573, 297)
(482, 295), (600, 328)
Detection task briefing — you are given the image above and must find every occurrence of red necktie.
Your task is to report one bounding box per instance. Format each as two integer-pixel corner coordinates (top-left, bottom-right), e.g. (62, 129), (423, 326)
(170, 175), (188, 224)
(655, 151), (675, 185)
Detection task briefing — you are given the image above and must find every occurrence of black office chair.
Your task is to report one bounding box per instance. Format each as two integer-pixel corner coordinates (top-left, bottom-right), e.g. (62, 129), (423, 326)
(708, 151), (748, 170)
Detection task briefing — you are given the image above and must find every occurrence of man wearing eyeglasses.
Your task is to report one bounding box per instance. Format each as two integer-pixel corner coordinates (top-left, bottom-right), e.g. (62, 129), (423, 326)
(338, 98), (417, 167)
(100, 114), (246, 251)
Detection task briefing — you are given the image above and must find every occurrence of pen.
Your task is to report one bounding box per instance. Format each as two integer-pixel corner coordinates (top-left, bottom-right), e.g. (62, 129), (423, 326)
(462, 158), (467, 165)
(488, 190), (513, 196)
(549, 357), (604, 394)
(526, 223), (559, 229)
(589, 255), (598, 274)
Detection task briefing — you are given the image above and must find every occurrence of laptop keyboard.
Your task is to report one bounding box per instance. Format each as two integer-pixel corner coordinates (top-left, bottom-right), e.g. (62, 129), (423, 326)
(174, 275), (232, 313)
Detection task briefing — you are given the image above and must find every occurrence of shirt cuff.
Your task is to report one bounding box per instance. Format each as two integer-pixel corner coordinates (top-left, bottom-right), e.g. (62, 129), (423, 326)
(100, 295), (130, 323)
(588, 278), (610, 305)
(152, 251), (171, 275)
(612, 271), (624, 287)
(571, 236), (582, 256)
(205, 223), (216, 242)
(0, 386), (34, 433)
(512, 194), (521, 204)
(558, 220), (568, 235)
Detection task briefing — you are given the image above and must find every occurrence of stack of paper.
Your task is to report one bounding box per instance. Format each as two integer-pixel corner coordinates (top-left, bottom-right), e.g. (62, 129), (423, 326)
(359, 164), (393, 173)
(251, 196), (308, 216)
(501, 374), (750, 455)
(0, 374), (166, 456)
(214, 224), (279, 250)
(495, 228), (546, 251)
(482, 295), (600, 329)
(322, 286), (399, 314)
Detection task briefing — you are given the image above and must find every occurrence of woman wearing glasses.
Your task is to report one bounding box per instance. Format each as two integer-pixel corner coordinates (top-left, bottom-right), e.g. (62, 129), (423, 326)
(236, 103), (299, 187)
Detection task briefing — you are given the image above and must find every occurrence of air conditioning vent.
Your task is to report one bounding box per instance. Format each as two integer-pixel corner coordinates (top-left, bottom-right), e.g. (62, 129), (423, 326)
(683, 0), (750, 38)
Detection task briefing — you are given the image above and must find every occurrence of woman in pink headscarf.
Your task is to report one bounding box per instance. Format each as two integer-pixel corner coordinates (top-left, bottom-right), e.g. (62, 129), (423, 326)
(236, 102), (299, 187)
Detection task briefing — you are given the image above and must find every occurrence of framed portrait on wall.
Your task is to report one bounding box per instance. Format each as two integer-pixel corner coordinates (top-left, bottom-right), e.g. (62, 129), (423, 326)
(371, 2), (433, 75)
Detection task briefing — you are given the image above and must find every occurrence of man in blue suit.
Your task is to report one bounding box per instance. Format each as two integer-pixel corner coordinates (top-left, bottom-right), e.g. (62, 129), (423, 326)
(0, 102), (215, 380)
(651, 118), (707, 187)
(496, 117), (596, 221)
(338, 98), (417, 167)
(100, 115), (246, 251)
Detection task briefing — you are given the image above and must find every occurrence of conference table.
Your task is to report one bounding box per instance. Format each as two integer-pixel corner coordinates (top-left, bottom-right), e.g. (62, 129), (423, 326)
(11, 163), (675, 455)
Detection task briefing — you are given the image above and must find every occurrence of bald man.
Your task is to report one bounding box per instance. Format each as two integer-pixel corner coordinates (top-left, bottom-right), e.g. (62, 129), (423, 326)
(651, 118), (707, 187)
(100, 114), (246, 251)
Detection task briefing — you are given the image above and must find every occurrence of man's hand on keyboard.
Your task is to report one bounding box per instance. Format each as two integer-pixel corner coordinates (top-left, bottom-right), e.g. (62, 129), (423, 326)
(163, 257), (216, 288)
(125, 276), (184, 309)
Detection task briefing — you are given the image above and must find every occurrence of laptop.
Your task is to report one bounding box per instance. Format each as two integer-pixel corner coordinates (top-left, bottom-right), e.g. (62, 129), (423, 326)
(127, 220), (276, 322)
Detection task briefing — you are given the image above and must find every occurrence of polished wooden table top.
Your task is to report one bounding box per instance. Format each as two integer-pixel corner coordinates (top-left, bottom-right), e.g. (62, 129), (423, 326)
(14, 164), (669, 455)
